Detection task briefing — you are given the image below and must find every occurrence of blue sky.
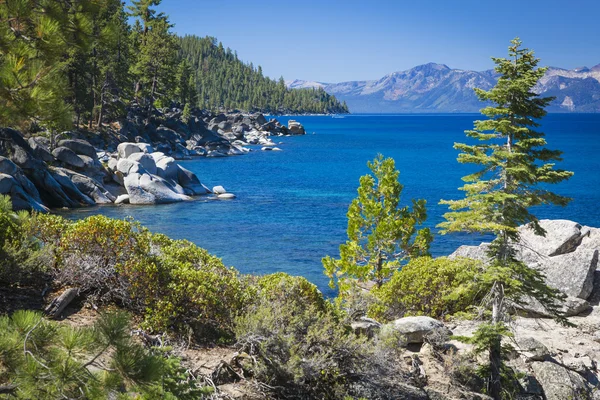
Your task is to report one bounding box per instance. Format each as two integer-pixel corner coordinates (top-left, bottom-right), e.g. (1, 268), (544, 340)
(145, 0), (600, 83)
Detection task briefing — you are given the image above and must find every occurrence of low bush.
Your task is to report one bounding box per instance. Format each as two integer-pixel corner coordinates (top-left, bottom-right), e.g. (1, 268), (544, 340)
(234, 273), (415, 399)
(129, 234), (254, 339)
(0, 196), (50, 286)
(28, 214), (252, 341)
(369, 256), (488, 321)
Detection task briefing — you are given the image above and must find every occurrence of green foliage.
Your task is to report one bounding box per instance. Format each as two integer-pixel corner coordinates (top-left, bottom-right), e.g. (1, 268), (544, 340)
(454, 322), (524, 399)
(178, 35), (349, 114)
(369, 256), (487, 321)
(0, 196), (48, 285)
(438, 38), (573, 400)
(323, 154), (432, 294)
(0, 309), (192, 399)
(130, 233), (253, 339)
(130, 15), (178, 113)
(30, 214), (252, 341)
(439, 38), (573, 245)
(256, 272), (330, 312)
(235, 272), (407, 399)
(1, 0), (346, 131)
(0, 0), (97, 130)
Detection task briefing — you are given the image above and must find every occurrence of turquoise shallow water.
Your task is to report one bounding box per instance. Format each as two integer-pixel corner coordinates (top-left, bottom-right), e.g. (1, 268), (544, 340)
(61, 114), (600, 296)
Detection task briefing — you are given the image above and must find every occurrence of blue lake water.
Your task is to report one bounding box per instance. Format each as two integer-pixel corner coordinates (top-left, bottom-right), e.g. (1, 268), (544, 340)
(61, 114), (600, 296)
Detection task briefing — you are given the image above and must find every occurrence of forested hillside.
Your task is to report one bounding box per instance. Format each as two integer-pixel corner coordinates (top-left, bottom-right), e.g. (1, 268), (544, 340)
(0, 0), (347, 134)
(178, 35), (348, 114)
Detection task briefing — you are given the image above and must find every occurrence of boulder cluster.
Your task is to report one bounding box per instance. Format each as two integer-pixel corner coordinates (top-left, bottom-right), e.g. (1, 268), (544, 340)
(451, 219), (600, 317)
(351, 220), (600, 399)
(0, 107), (306, 210)
(119, 107), (305, 159)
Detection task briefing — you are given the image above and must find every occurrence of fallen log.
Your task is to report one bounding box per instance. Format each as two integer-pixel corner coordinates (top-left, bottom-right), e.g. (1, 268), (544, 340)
(44, 287), (79, 319)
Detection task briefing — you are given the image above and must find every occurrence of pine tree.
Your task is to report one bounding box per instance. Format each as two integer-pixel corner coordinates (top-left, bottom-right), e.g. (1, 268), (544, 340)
(323, 155), (432, 294)
(130, 11), (177, 114)
(94, 0), (133, 128)
(438, 38), (573, 399)
(0, 0), (95, 131)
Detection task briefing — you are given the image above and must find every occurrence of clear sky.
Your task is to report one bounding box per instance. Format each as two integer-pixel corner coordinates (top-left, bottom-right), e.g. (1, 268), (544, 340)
(146, 0), (600, 83)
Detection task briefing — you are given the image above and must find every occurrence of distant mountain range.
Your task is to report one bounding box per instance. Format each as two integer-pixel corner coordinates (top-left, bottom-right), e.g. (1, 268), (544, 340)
(286, 63), (600, 113)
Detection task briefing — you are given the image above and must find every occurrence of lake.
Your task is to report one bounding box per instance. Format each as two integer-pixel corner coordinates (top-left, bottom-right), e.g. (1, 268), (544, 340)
(60, 114), (600, 296)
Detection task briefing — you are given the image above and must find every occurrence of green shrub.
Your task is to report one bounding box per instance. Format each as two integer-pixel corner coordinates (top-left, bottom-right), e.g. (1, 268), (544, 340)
(0, 196), (49, 286)
(234, 273), (414, 399)
(369, 256), (488, 321)
(130, 234), (254, 339)
(31, 215), (252, 341)
(256, 272), (330, 312)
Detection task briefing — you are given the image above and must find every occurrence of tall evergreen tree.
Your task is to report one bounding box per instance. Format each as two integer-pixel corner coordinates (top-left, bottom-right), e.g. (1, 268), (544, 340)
(438, 38), (573, 399)
(130, 9), (177, 115)
(94, 0), (133, 128)
(0, 0), (95, 131)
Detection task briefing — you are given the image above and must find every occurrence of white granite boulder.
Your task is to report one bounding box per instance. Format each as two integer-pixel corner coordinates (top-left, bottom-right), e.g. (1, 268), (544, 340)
(383, 316), (450, 344)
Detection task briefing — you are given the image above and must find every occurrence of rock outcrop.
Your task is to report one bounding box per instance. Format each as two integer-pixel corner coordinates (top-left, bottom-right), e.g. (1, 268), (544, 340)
(449, 219), (600, 318)
(0, 107), (301, 210)
(383, 316), (451, 344)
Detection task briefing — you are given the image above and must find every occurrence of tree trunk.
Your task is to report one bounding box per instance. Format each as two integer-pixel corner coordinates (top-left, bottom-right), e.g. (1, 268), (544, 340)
(148, 69), (158, 118)
(44, 288), (79, 319)
(489, 282), (504, 400)
(97, 75), (108, 130)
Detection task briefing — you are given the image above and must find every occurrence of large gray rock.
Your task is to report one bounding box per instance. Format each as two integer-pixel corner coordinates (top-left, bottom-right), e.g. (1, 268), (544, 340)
(115, 194), (129, 204)
(579, 227), (600, 252)
(49, 167), (95, 206)
(531, 361), (590, 400)
(288, 120), (306, 135)
(212, 185), (227, 194)
(156, 156), (178, 181)
(52, 146), (85, 168)
(0, 156), (18, 176)
(27, 137), (54, 162)
(58, 139), (97, 158)
(351, 317), (381, 338)
(117, 142), (143, 159)
(116, 158), (144, 175)
(384, 316), (450, 344)
(516, 220), (588, 264)
(449, 243), (491, 262)
(533, 249), (598, 299)
(516, 295), (591, 318)
(0, 173), (48, 211)
(124, 172), (190, 205)
(0, 158), (42, 205)
(177, 165), (208, 195)
(53, 168), (114, 204)
(451, 220), (599, 307)
(254, 113), (267, 125)
(516, 337), (550, 361)
(150, 152), (167, 164)
(127, 152), (157, 175)
(136, 143), (154, 154)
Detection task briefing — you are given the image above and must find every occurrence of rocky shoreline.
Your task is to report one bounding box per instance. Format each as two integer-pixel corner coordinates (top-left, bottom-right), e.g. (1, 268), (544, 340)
(347, 219), (600, 400)
(0, 107), (307, 210)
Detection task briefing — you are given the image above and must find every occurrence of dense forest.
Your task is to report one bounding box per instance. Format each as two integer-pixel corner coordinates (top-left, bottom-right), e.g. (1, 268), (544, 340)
(0, 0), (347, 134)
(178, 35), (348, 113)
